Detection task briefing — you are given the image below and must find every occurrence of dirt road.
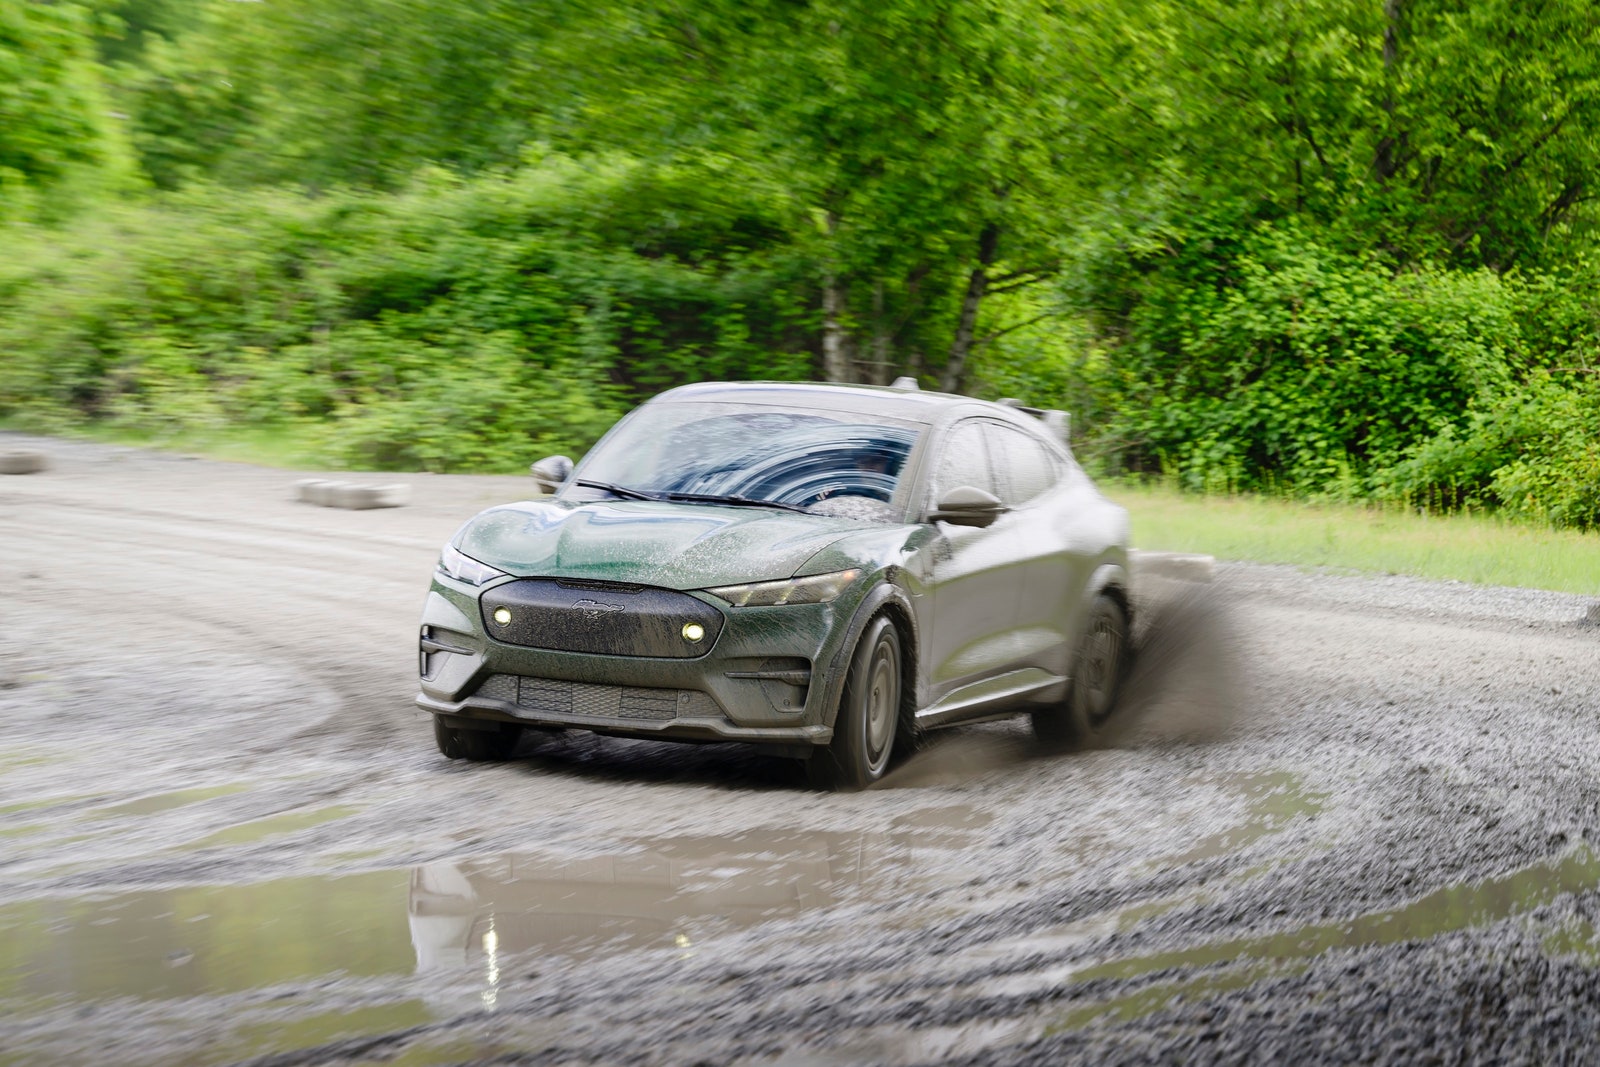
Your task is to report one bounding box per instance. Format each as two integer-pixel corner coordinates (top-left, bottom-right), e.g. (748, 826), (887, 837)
(2, 433), (1599, 1065)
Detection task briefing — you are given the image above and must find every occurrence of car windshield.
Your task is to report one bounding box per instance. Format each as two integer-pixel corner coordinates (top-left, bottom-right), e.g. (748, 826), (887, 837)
(570, 400), (923, 519)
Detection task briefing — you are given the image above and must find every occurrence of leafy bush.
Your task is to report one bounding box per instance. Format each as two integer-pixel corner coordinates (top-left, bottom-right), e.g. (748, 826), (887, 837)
(1381, 374), (1600, 529)
(0, 156), (814, 470)
(1085, 221), (1527, 496)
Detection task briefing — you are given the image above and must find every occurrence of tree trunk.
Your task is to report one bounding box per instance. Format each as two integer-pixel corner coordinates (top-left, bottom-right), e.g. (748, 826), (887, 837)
(821, 275), (851, 382)
(941, 223), (1001, 394)
(1372, 0), (1405, 183)
(819, 211), (852, 383)
(865, 280), (891, 385)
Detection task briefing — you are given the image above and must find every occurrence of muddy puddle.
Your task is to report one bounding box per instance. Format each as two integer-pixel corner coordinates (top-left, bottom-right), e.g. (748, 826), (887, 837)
(0, 811), (988, 1012)
(0, 871), (414, 1003)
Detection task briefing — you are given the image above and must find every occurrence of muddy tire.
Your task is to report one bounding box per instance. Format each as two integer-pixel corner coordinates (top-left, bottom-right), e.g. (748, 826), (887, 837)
(808, 615), (903, 791)
(434, 716), (522, 762)
(1033, 593), (1130, 749)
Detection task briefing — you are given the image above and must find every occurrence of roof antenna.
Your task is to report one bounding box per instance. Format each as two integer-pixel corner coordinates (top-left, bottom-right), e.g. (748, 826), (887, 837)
(890, 376), (920, 391)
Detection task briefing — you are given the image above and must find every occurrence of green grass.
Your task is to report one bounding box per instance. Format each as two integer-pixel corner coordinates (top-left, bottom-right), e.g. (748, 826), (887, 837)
(2, 417), (331, 470)
(98, 422), (332, 469)
(1112, 483), (1600, 596)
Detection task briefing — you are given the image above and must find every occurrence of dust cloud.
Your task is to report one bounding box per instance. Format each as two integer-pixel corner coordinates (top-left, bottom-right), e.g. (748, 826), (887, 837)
(1098, 580), (1248, 748)
(881, 581), (1246, 787)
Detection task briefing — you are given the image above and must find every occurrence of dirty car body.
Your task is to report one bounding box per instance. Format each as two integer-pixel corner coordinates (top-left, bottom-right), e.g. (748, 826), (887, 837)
(416, 380), (1132, 788)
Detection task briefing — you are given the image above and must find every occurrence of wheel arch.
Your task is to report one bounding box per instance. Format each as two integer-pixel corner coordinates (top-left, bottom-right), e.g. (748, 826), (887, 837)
(818, 579), (919, 736)
(1085, 559), (1132, 625)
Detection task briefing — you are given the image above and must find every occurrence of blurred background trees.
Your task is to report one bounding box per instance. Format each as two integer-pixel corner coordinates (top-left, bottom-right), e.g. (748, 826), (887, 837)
(1, 0), (1598, 526)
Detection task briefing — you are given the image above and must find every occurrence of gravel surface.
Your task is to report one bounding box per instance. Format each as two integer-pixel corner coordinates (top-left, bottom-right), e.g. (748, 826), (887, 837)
(1, 432), (1598, 1066)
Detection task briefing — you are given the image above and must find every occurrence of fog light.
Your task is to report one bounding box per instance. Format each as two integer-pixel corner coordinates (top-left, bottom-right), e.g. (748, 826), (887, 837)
(682, 622), (705, 642)
(493, 607), (512, 626)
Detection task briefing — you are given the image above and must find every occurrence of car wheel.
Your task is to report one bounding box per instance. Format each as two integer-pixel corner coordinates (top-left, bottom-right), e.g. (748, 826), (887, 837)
(809, 614), (902, 791)
(1033, 593), (1129, 749)
(433, 715), (522, 762)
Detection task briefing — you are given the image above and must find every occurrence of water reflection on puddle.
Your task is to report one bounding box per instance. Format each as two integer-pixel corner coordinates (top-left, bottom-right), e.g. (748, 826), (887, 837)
(0, 871), (414, 1002)
(0, 811), (987, 1008)
(410, 830), (878, 981)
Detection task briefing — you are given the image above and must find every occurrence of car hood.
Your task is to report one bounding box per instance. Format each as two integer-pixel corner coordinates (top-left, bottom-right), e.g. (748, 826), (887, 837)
(454, 499), (888, 590)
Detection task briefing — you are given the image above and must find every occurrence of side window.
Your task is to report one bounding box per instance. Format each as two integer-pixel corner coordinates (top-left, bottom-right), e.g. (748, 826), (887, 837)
(987, 424), (1060, 506)
(932, 420), (996, 499)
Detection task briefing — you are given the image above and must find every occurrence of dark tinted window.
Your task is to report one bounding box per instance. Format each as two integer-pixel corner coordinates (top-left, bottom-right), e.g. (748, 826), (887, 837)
(933, 420), (996, 498)
(573, 400), (922, 511)
(988, 424), (1060, 506)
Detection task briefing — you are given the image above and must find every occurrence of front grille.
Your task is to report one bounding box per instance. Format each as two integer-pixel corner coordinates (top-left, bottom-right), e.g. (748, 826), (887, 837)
(475, 673), (519, 702)
(480, 579), (724, 658)
(473, 674), (722, 722)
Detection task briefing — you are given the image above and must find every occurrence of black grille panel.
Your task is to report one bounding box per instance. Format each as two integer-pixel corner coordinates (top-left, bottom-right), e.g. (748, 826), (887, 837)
(473, 674), (722, 722)
(481, 579), (723, 657)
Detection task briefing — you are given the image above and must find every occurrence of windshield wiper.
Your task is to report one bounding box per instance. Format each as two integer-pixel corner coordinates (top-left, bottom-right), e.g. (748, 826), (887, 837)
(573, 479), (663, 502)
(663, 491), (810, 514)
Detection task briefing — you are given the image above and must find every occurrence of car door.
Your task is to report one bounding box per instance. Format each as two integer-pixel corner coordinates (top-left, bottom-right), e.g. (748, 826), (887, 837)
(917, 418), (1030, 720)
(986, 421), (1100, 680)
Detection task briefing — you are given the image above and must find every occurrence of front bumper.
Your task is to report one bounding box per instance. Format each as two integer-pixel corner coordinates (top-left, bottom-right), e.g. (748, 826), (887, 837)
(415, 573), (859, 751)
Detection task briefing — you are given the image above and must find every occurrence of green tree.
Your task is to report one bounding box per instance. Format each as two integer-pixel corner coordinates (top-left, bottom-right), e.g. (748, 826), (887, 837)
(0, 0), (135, 215)
(92, 0), (198, 65)
(122, 0), (559, 189)
(545, 0), (1084, 388)
(1061, 0), (1600, 269)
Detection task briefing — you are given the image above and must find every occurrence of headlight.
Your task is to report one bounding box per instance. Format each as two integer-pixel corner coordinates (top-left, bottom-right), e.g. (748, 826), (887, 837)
(437, 542), (507, 586)
(704, 569), (860, 607)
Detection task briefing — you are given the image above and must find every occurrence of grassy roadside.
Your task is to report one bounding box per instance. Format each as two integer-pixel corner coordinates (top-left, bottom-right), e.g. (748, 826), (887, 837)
(7, 421), (1597, 596)
(1112, 483), (1600, 596)
(1, 419), (332, 471)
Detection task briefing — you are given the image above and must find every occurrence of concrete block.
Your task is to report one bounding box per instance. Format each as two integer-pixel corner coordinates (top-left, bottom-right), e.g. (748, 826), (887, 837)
(295, 479), (342, 506)
(1130, 549), (1216, 583)
(332, 483), (409, 510)
(0, 450), (49, 475)
(295, 478), (408, 509)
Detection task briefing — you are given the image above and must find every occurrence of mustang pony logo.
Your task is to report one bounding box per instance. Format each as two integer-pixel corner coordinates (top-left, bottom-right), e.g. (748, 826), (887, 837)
(572, 598), (625, 621)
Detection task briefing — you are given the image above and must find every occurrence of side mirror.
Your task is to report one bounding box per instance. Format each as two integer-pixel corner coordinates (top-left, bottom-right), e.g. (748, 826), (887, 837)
(928, 486), (1006, 529)
(529, 455), (573, 494)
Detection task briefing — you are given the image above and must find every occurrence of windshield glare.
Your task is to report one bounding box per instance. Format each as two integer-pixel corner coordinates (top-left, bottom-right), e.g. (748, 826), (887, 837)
(570, 401), (922, 519)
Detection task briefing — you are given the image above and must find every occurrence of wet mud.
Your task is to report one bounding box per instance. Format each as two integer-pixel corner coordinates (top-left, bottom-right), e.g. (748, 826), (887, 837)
(3, 433), (1600, 1065)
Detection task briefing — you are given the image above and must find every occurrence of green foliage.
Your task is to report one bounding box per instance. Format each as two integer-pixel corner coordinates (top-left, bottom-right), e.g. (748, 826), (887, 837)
(1066, 0), (1600, 270)
(1381, 374), (1600, 530)
(0, 0), (137, 217)
(0, 157), (812, 470)
(314, 330), (622, 472)
(7, 0), (1600, 532)
(1083, 219), (1529, 494)
(117, 0), (561, 190)
(92, 0), (197, 65)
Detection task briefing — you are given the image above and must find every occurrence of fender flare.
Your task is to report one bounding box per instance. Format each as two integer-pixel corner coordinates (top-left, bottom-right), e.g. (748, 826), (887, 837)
(1084, 558), (1131, 620)
(816, 578), (919, 732)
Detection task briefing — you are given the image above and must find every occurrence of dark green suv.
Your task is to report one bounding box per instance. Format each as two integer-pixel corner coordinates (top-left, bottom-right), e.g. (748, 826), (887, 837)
(417, 380), (1131, 789)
